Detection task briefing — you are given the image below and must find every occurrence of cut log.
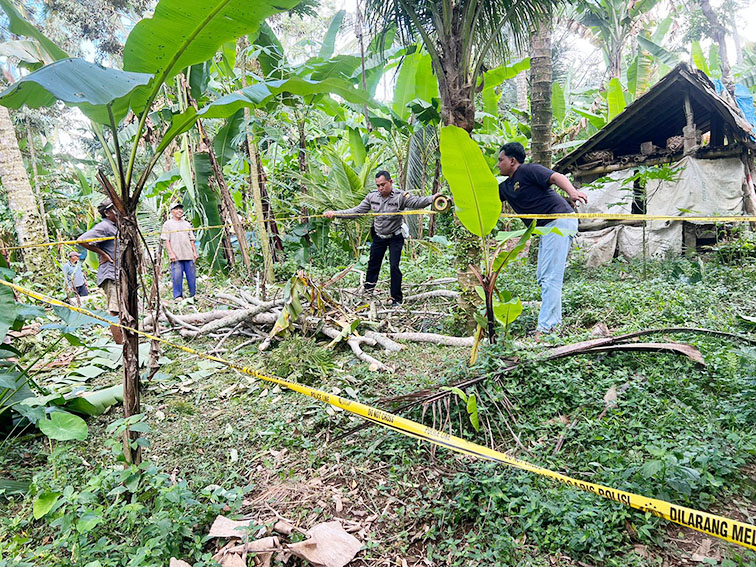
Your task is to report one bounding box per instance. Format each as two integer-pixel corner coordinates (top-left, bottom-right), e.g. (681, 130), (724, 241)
(387, 333), (474, 347)
(402, 290), (459, 303)
(182, 300), (285, 337)
(364, 331), (403, 352)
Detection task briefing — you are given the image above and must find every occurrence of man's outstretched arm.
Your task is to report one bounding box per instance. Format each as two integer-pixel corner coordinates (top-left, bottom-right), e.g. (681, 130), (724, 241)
(549, 172), (588, 206)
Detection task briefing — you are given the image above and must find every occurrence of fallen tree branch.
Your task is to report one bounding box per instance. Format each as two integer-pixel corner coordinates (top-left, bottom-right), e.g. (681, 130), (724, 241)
(335, 327), (729, 441)
(387, 333), (474, 347)
(182, 300), (285, 337)
(587, 342), (705, 365)
(364, 331), (403, 352)
(347, 337), (392, 372)
(401, 290), (459, 303)
(215, 292), (253, 308)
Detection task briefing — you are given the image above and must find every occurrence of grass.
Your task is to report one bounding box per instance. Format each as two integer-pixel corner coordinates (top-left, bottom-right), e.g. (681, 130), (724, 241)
(2, 248), (756, 565)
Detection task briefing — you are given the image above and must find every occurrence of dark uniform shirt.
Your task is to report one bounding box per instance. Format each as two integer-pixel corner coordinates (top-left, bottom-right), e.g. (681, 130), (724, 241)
(498, 163), (573, 226)
(334, 189), (433, 238)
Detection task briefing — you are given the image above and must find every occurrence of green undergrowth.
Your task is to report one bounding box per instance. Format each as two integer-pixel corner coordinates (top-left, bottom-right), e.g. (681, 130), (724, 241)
(2, 252), (756, 565)
(411, 342), (756, 564)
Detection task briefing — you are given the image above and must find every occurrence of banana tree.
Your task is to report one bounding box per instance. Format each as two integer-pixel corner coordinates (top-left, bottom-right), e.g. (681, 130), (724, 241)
(439, 125), (536, 359)
(573, 0), (660, 80)
(0, 0), (373, 463)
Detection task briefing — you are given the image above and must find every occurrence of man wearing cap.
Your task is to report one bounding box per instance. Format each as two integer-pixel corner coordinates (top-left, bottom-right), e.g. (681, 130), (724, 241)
(161, 202), (198, 301)
(324, 170), (434, 306)
(78, 198), (122, 344)
(62, 249), (89, 299)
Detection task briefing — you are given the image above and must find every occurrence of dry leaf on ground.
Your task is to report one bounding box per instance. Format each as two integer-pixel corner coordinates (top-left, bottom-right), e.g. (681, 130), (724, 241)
(208, 515), (259, 538)
(591, 322), (610, 337)
(287, 521), (362, 567)
(690, 538), (720, 562)
(220, 553), (246, 567)
(274, 520), (294, 536)
(603, 385), (618, 406)
(231, 543), (276, 567)
(169, 559), (192, 567)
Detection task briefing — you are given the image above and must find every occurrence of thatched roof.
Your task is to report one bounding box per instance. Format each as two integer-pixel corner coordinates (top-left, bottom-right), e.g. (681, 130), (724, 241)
(555, 63), (756, 173)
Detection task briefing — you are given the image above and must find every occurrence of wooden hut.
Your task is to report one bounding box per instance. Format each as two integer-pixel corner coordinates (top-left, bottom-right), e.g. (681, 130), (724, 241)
(554, 63), (756, 266)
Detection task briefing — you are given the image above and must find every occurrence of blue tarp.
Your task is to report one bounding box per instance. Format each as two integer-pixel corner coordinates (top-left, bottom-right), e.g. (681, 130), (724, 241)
(712, 79), (756, 131)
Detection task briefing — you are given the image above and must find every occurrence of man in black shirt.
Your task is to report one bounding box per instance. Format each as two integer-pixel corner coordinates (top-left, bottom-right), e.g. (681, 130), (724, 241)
(497, 142), (588, 337)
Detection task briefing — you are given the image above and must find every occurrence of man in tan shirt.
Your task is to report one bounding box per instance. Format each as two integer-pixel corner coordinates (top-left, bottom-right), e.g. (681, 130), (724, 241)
(161, 202), (198, 300)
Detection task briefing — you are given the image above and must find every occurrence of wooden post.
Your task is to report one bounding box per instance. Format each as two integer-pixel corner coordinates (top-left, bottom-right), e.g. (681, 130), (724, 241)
(683, 92), (698, 156)
(711, 117), (724, 147)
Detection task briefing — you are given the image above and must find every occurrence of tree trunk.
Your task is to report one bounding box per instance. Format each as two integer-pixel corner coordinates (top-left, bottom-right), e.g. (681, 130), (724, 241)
(195, 114), (251, 271)
(216, 188), (236, 269)
(434, 9), (475, 133)
(117, 212), (141, 465)
(428, 156), (441, 238)
(297, 116), (308, 218)
(730, 12), (743, 65)
(25, 118), (49, 242)
(434, 24), (478, 327)
(256, 149), (284, 254)
(185, 75), (250, 271)
(700, 0), (735, 96)
(355, 5), (372, 132)
(530, 13), (553, 168)
(0, 106), (48, 272)
(515, 69), (529, 112)
(244, 112), (275, 285)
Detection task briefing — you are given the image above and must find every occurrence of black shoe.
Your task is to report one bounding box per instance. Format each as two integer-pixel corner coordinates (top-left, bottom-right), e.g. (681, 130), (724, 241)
(391, 300), (402, 308)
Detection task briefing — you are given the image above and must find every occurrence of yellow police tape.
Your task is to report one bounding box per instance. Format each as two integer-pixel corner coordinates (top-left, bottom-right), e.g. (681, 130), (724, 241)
(4, 210), (756, 253)
(0, 209), (441, 252)
(2, 277), (755, 552)
(503, 213), (756, 222)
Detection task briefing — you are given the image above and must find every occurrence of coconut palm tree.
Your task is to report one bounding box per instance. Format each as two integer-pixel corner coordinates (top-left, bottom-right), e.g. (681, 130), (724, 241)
(0, 105), (48, 272)
(364, 0), (553, 132)
(530, 8), (553, 167)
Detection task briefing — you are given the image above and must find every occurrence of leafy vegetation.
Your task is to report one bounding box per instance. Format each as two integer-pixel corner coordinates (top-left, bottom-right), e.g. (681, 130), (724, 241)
(1, 0), (756, 564)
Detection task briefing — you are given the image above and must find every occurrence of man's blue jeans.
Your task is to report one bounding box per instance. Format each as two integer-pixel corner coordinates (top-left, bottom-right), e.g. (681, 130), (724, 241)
(171, 260), (196, 299)
(536, 218), (578, 332)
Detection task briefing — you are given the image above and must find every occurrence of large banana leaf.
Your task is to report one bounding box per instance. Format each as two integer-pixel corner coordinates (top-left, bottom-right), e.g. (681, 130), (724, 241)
(0, 58), (153, 124)
(627, 53), (653, 98)
(392, 51), (438, 121)
(0, 39), (52, 66)
(348, 127), (366, 168)
(482, 57), (530, 90)
(0, 0), (66, 62)
(652, 16), (673, 43)
(0, 278), (15, 342)
(482, 83), (499, 117)
(194, 153), (226, 272)
(606, 78), (626, 121)
(65, 384), (123, 417)
(691, 41), (710, 76)
(439, 125), (500, 239)
(213, 110), (244, 168)
(637, 35), (681, 68)
(573, 107), (606, 130)
(708, 44), (721, 79)
(157, 76), (373, 153)
(319, 10), (345, 60)
(123, 0), (301, 109)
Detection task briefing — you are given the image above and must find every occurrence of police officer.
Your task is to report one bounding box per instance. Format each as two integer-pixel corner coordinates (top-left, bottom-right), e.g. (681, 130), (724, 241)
(324, 170), (434, 306)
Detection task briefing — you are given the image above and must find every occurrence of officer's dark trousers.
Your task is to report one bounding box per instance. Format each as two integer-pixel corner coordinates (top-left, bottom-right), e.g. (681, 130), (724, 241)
(365, 231), (404, 303)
